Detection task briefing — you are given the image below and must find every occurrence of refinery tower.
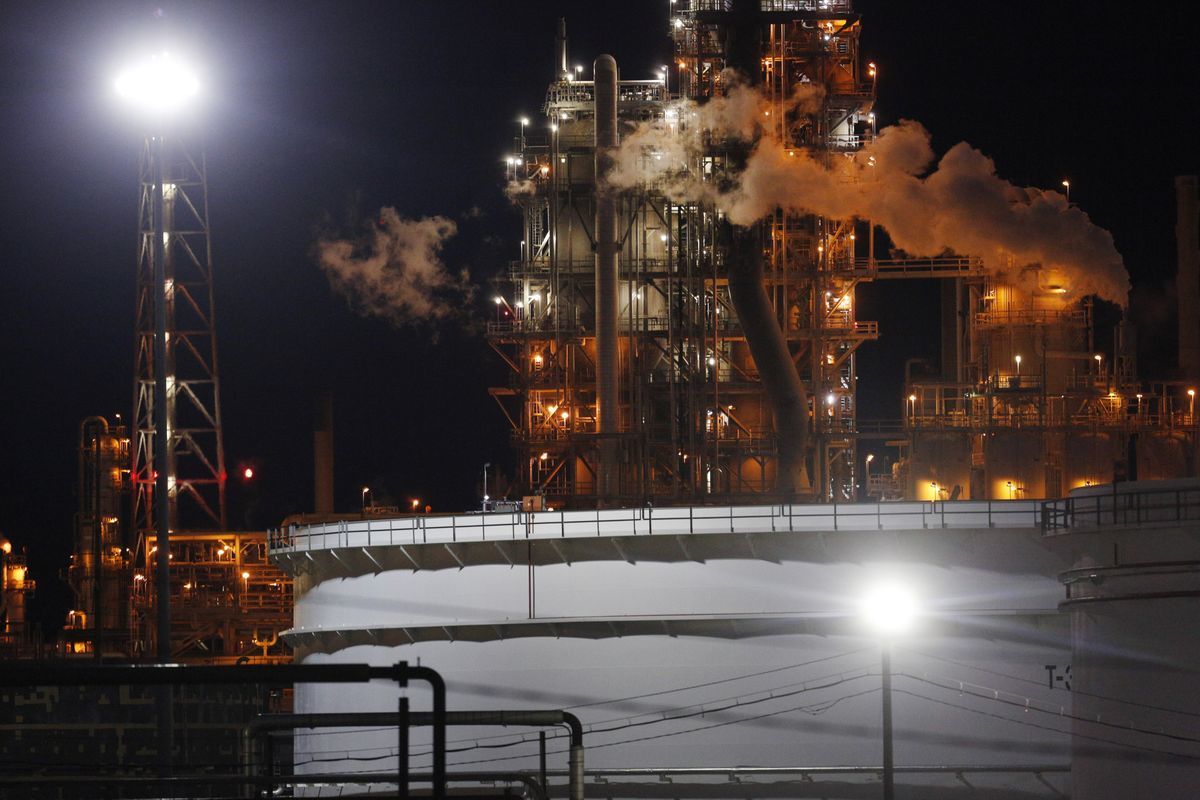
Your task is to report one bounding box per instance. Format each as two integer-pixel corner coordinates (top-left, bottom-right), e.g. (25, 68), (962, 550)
(489, 2), (1197, 509)
(278, 4), (1200, 798)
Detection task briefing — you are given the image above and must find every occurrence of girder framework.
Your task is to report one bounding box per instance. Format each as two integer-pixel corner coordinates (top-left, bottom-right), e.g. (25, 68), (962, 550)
(131, 136), (227, 537)
(488, 3), (878, 505)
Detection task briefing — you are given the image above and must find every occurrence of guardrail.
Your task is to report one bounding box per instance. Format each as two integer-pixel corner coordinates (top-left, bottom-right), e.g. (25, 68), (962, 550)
(1041, 485), (1200, 533)
(269, 500), (1044, 555)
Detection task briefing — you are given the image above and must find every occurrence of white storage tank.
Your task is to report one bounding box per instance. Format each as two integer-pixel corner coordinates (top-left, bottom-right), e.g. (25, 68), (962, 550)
(274, 503), (1076, 797)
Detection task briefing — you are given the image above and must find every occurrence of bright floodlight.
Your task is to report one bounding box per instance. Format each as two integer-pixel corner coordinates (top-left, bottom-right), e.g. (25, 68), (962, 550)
(115, 52), (200, 113)
(861, 583), (918, 636)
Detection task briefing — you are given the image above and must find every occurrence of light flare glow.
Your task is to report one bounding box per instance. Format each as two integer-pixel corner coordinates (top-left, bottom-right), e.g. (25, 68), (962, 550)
(115, 52), (200, 113)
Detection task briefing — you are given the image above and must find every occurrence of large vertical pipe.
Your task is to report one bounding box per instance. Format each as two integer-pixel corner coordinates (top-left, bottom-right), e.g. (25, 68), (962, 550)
(594, 55), (620, 500)
(313, 395), (334, 514)
(723, 0), (808, 497)
(1177, 175), (1200, 378)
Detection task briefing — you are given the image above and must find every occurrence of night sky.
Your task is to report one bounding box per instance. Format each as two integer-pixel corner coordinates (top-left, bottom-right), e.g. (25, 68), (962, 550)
(1, 1), (1196, 630)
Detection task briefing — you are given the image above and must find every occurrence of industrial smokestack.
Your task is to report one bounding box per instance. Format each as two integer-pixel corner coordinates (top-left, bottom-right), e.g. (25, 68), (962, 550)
(1177, 175), (1199, 378)
(595, 54), (620, 500)
(314, 395), (334, 514)
(556, 18), (569, 81)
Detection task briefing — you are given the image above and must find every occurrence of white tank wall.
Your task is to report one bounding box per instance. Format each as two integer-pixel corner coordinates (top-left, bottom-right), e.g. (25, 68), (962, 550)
(295, 559), (1061, 631)
(295, 636), (1071, 780)
(290, 554), (1071, 794)
(1070, 602), (1200, 799)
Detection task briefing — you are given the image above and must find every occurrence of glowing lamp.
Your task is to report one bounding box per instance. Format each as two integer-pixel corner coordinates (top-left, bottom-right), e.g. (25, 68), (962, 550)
(860, 583), (917, 637)
(115, 52), (200, 114)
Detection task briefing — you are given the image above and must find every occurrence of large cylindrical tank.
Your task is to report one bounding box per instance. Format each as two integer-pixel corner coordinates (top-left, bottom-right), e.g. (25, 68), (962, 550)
(1053, 480), (1200, 798)
(279, 504), (1073, 797)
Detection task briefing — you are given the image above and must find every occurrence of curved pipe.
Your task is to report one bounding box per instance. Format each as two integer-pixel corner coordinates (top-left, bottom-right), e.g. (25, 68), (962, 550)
(723, 223), (809, 496)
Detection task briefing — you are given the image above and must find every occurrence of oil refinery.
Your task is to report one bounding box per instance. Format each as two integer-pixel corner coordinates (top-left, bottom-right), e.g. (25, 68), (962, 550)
(1, 0), (1199, 798)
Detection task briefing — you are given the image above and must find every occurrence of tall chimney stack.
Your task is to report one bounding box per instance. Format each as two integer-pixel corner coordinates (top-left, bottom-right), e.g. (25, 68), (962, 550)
(556, 18), (569, 81)
(594, 54), (620, 500)
(1177, 175), (1200, 378)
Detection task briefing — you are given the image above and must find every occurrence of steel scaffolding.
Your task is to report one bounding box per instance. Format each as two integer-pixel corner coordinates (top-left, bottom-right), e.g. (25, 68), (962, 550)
(489, 4), (877, 505)
(131, 136), (228, 536)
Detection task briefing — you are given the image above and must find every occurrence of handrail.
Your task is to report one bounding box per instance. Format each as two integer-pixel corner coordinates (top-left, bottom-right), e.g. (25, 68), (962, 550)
(268, 500), (1045, 556)
(1041, 485), (1200, 534)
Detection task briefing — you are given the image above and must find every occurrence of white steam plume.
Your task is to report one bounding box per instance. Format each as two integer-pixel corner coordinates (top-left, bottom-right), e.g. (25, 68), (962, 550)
(612, 80), (1130, 306)
(316, 208), (471, 324)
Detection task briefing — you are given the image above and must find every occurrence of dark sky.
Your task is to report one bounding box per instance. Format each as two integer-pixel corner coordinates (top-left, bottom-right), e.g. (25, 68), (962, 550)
(0, 2), (1196, 622)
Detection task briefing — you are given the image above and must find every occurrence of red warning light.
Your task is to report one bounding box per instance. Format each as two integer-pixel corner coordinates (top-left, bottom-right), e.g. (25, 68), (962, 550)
(243, 467), (254, 480)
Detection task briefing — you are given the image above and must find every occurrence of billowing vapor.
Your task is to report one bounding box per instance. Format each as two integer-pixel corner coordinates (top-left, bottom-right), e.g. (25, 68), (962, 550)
(316, 208), (472, 325)
(612, 80), (1130, 306)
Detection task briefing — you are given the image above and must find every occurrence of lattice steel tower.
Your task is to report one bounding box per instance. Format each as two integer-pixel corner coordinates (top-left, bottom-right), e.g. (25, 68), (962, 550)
(131, 136), (227, 536)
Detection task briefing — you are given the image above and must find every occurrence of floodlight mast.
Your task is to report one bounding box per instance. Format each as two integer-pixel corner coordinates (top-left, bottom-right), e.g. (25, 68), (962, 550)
(115, 52), (201, 665)
(861, 584), (918, 800)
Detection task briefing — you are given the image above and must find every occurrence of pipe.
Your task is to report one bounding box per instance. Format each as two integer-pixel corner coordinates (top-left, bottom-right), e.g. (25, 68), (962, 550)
(720, 0), (808, 497)
(397, 663), (446, 800)
(1177, 175), (1199, 378)
(725, 224), (809, 496)
(594, 54), (620, 500)
(0, 662), (446, 800)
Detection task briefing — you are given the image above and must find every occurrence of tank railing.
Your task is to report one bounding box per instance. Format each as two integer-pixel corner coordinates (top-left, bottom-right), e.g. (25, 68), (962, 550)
(1041, 485), (1200, 534)
(268, 500), (1044, 555)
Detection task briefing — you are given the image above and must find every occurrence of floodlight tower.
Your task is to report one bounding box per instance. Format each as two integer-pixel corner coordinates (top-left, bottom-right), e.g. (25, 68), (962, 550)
(118, 52), (226, 661)
(861, 583), (918, 800)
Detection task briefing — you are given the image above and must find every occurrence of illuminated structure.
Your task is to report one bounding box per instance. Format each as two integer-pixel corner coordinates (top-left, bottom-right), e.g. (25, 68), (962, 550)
(0, 536), (35, 657)
(130, 133), (228, 538)
(59, 415), (293, 662)
(131, 531), (292, 663)
(492, 5), (889, 505)
(491, 4), (1197, 509)
(900, 287), (1198, 501)
(63, 417), (133, 657)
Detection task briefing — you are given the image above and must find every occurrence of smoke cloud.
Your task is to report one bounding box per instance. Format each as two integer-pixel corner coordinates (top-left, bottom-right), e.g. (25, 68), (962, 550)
(611, 80), (1130, 306)
(316, 208), (472, 325)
